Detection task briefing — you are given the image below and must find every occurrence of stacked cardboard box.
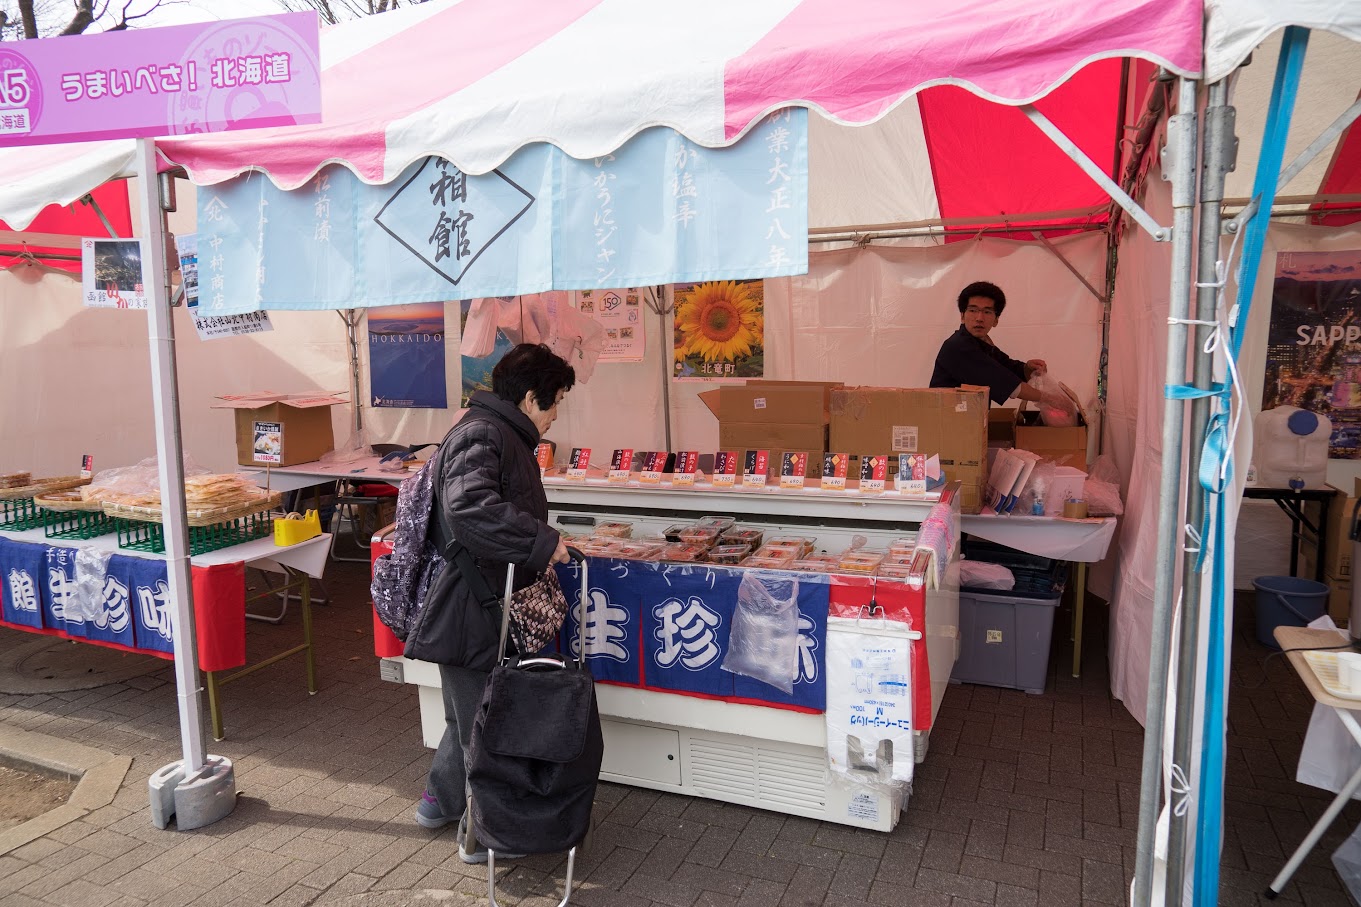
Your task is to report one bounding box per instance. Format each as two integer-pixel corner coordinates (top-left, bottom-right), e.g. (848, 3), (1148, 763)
(213, 392), (348, 467)
(698, 381), (840, 477)
(828, 386), (989, 513)
(1298, 483), (1357, 624)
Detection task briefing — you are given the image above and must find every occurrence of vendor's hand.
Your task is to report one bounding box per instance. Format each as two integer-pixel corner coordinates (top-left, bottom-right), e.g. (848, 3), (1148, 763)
(1026, 359), (1048, 378)
(550, 538), (571, 565)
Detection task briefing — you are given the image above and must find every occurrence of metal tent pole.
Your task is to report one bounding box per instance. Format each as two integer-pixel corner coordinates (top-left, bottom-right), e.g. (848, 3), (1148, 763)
(1132, 76), (1200, 905)
(1163, 79), (1235, 906)
(136, 139), (236, 830)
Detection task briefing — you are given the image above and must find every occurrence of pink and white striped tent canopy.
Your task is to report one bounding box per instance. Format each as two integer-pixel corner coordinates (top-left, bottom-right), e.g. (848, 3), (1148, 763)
(0, 0), (1207, 233)
(3, 0), (1357, 235)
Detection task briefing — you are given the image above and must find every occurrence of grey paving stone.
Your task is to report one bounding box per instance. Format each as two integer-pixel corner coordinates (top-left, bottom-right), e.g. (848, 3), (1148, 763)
(687, 825), (742, 868)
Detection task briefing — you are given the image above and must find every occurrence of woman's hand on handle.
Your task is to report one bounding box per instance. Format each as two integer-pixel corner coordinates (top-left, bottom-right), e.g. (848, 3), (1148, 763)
(551, 538), (572, 565)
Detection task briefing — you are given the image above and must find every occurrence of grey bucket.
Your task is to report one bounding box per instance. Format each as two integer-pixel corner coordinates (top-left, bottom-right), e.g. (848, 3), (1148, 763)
(1251, 575), (1329, 649)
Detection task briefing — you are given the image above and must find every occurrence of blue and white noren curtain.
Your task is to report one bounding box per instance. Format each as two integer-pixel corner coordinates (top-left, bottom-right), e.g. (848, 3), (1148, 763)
(195, 110), (808, 315)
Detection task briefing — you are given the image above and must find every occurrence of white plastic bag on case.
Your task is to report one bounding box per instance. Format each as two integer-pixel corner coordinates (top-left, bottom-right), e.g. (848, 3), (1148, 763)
(825, 623), (914, 785)
(720, 571), (799, 693)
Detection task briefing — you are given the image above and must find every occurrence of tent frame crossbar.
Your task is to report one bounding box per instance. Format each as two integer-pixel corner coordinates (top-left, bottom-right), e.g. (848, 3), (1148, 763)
(1275, 97), (1361, 193)
(1029, 231), (1109, 304)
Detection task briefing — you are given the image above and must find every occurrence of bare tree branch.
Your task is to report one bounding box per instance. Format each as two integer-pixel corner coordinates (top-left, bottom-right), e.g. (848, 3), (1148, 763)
(58, 0), (95, 35)
(18, 0), (39, 38)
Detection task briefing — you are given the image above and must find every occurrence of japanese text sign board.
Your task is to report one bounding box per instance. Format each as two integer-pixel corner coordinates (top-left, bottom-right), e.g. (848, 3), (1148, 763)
(0, 12), (320, 146)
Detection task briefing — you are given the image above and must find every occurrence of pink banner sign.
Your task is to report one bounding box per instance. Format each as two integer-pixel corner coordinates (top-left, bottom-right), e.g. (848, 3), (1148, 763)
(0, 12), (320, 146)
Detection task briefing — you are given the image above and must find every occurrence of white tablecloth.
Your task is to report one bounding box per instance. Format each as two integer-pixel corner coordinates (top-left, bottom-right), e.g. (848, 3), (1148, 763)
(960, 514), (1118, 562)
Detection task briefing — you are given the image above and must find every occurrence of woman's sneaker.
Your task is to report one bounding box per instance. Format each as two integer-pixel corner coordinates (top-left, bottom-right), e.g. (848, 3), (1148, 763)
(414, 791), (452, 830)
(458, 842), (525, 865)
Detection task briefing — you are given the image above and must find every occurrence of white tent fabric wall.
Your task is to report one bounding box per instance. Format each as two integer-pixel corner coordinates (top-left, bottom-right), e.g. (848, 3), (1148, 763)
(1104, 161), (1176, 727)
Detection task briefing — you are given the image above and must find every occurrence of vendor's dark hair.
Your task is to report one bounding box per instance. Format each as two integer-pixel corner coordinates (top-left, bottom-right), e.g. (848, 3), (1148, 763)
(958, 281), (1006, 317)
(492, 343), (576, 409)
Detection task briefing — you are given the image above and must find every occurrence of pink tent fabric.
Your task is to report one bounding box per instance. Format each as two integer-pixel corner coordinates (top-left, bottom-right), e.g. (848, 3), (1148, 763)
(155, 0), (1202, 220)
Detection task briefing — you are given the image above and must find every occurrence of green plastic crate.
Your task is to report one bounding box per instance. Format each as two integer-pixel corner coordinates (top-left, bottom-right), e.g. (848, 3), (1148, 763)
(42, 507), (116, 541)
(115, 511), (274, 557)
(0, 497), (43, 531)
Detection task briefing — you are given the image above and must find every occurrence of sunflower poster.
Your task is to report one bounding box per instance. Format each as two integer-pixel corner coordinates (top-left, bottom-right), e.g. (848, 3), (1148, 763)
(672, 280), (765, 380)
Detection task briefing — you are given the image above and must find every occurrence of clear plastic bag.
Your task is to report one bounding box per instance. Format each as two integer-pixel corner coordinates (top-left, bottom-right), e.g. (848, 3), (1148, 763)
(1029, 372), (1079, 427)
(1018, 463), (1056, 516)
(320, 426), (372, 465)
(83, 455), (210, 505)
(721, 572), (800, 693)
(960, 560), (1015, 591)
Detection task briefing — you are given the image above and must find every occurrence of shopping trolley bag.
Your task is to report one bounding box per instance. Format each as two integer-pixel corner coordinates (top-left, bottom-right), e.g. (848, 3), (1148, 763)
(467, 547), (601, 905)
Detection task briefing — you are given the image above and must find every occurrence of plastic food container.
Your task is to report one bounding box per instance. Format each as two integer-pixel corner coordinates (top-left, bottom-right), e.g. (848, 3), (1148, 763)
(877, 563), (918, 579)
(766, 536), (815, 558)
(789, 559), (832, 573)
(659, 543), (709, 562)
(696, 516), (736, 531)
(594, 521), (634, 538)
(721, 527), (764, 548)
(678, 525), (722, 547)
(752, 544), (798, 562)
(615, 542), (665, 560)
(707, 544), (752, 565)
(661, 523), (693, 543)
(740, 556), (793, 569)
(837, 551), (886, 573)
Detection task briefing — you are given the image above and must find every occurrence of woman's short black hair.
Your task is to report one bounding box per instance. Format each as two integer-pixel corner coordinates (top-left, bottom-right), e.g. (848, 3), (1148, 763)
(492, 343), (576, 409)
(957, 281), (1007, 317)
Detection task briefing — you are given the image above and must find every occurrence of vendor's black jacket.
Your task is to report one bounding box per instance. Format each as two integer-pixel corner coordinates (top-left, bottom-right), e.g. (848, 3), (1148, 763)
(929, 325), (1027, 406)
(404, 390), (559, 671)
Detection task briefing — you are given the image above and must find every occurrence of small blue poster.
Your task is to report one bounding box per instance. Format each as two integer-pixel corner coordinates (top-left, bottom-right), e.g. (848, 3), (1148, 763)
(368, 302), (448, 409)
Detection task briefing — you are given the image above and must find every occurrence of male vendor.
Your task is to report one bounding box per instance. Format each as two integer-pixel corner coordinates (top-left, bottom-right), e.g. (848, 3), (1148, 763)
(929, 281), (1050, 406)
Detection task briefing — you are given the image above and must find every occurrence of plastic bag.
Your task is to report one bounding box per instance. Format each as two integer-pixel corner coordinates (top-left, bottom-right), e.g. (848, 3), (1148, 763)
(71, 548), (118, 630)
(1085, 478), (1124, 516)
(459, 298), (501, 358)
(1335, 820), (1361, 903)
(721, 571), (799, 693)
(320, 426), (372, 465)
(960, 561), (1015, 591)
(1029, 372), (1079, 427)
(83, 455), (210, 505)
(1018, 463), (1056, 516)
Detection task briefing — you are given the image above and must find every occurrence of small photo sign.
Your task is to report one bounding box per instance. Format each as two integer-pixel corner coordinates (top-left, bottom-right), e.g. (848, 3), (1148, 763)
(822, 452), (848, 490)
(253, 421), (283, 464)
(859, 454), (887, 493)
(743, 449), (770, 488)
(81, 238), (149, 310)
(712, 451), (739, 488)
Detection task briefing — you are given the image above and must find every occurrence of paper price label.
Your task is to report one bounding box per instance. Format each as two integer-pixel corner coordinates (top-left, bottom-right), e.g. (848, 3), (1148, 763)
(743, 450), (769, 488)
(822, 452), (848, 490)
(896, 453), (927, 495)
(535, 442), (554, 472)
(780, 451), (808, 489)
(639, 451), (665, 484)
(80, 454), (94, 480)
(567, 447), (592, 480)
(608, 448), (633, 483)
(713, 451), (738, 488)
(859, 454), (887, 493)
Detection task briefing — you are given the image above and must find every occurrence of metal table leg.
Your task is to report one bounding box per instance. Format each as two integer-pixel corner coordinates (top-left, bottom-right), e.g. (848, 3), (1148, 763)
(1268, 708), (1361, 898)
(1072, 561), (1087, 678)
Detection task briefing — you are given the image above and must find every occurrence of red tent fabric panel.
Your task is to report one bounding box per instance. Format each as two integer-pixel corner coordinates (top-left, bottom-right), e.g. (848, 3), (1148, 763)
(0, 180), (132, 272)
(919, 58), (1124, 238)
(1311, 89), (1361, 227)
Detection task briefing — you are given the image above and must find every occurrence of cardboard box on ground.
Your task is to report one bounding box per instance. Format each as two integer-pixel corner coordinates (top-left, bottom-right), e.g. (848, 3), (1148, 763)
(697, 381), (840, 478)
(212, 392), (347, 467)
(1293, 481), (1358, 624)
(828, 386), (989, 513)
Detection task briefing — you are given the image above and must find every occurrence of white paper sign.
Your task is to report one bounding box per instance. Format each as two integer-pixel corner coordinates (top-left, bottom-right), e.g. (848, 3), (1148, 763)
(576, 287), (646, 362)
(176, 233), (275, 340)
(253, 421), (283, 464)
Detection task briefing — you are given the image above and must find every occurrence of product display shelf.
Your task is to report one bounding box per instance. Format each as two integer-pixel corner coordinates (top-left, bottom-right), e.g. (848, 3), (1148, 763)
(113, 510), (276, 557)
(376, 480), (962, 832)
(41, 507), (116, 541)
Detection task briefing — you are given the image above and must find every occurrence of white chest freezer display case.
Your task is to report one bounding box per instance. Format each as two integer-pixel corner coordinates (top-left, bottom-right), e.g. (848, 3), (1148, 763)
(371, 479), (961, 831)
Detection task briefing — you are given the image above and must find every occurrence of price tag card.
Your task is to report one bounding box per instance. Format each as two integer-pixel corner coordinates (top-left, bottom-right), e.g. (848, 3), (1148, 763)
(780, 451), (808, 489)
(743, 449), (770, 488)
(567, 447), (592, 480)
(672, 451), (699, 486)
(896, 453), (927, 495)
(858, 454), (887, 493)
(535, 442), (554, 474)
(821, 452), (848, 490)
(608, 448), (634, 483)
(639, 451), (666, 484)
(80, 454), (94, 480)
(712, 451), (739, 487)
(253, 421), (283, 464)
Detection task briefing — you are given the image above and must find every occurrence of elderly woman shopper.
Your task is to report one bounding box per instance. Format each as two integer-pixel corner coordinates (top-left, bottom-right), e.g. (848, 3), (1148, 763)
(405, 342), (575, 863)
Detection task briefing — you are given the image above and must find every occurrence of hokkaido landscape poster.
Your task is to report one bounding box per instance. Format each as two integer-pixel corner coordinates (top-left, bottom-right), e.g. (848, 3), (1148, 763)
(368, 302), (448, 409)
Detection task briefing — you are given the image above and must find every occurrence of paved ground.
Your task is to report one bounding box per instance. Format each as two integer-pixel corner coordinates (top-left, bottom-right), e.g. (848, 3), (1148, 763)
(0, 561), (1355, 906)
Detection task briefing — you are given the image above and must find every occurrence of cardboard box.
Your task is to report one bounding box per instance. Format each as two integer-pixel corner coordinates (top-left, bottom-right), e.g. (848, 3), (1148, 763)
(213, 392), (347, 467)
(829, 386), (989, 513)
(1298, 487), (1357, 581)
(719, 424), (826, 477)
(698, 381), (841, 476)
(1014, 419), (1088, 468)
(988, 407), (1019, 445)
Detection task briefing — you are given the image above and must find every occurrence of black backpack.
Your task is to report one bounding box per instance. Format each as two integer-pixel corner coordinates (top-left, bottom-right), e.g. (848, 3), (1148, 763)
(370, 456), (443, 642)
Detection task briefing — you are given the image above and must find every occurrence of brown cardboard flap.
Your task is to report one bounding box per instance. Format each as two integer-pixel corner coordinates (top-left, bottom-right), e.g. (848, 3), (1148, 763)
(697, 389), (722, 418)
(717, 385), (833, 425)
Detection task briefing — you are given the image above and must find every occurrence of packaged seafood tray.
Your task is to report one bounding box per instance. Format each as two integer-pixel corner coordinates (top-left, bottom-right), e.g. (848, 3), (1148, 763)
(720, 526), (764, 548)
(661, 523), (694, 543)
(751, 544), (798, 562)
(678, 525), (722, 547)
(789, 559), (833, 573)
(837, 550), (887, 573)
(707, 544), (752, 565)
(658, 543), (709, 562)
(765, 536), (815, 558)
(877, 562), (919, 580)
(740, 556), (795, 569)
(592, 521), (634, 538)
(695, 516), (736, 531)
(613, 541), (666, 560)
